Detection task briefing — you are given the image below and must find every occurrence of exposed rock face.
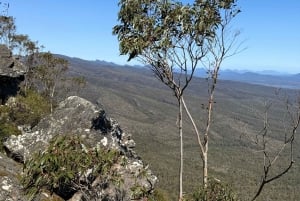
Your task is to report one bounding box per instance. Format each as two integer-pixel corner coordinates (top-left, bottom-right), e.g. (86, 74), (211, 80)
(0, 153), (24, 201)
(2, 96), (157, 201)
(0, 45), (26, 104)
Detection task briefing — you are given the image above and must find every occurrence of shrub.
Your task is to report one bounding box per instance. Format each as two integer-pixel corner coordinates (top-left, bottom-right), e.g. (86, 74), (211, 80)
(0, 105), (21, 151)
(148, 188), (171, 201)
(130, 183), (170, 201)
(0, 89), (50, 152)
(189, 179), (238, 201)
(21, 135), (121, 200)
(0, 121), (21, 151)
(10, 89), (51, 127)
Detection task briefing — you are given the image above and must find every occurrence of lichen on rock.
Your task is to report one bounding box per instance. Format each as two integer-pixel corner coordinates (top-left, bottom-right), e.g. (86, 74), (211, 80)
(0, 45), (26, 104)
(0, 153), (24, 200)
(2, 96), (157, 201)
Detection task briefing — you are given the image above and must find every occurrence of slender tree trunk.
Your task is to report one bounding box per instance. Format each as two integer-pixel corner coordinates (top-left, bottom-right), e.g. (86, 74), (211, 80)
(203, 94), (214, 188)
(179, 97), (183, 201)
(50, 84), (56, 113)
(203, 148), (208, 188)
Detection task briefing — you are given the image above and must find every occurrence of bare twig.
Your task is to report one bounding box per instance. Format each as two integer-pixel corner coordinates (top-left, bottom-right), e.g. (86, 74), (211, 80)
(251, 95), (300, 201)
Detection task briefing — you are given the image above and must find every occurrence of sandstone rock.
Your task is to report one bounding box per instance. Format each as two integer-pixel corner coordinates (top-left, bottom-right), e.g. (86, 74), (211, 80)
(3, 96), (157, 200)
(0, 45), (26, 104)
(4, 96), (121, 161)
(0, 153), (25, 201)
(0, 45), (26, 77)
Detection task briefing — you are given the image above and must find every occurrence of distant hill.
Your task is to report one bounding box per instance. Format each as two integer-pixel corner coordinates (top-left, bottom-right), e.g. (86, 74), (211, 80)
(54, 54), (300, 200)
(217, 70), (300, 89)
(56, 54), (300, 89)
(178, 67), (300, 89)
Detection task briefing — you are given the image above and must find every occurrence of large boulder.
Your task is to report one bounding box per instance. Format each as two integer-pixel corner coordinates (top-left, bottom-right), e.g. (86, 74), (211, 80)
(0, 45), (26, 104)
(0, 153), (24, 200)
(3, 96), (157, 200)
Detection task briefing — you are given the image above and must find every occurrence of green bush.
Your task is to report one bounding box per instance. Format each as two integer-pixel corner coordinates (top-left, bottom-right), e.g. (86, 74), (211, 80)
(0, 89), (50, 152)
(0, 105), (21, 151)
(189, 179), (238, 201)
(10, 89), (51, 127)
(21, 135), (121, 200)
(148, 189), (171, 201)
(0, 121), (21, 151)
(130, 184), (170, 201)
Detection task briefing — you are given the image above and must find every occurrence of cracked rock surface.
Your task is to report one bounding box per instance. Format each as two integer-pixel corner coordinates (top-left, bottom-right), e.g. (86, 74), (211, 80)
(0, 153), (24, 200)
(0, 44), (26, 104)
(2, 96), (157, 201)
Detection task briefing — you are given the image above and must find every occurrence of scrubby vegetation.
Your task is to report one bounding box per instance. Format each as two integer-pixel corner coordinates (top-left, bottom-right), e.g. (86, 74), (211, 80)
(75, 61), (300, 201)
(148, 189), (171, 201)
(9, 89), (51, 127)
(21, 135), (121, 200)
(0, 89), (51, 151)
(0, 112), (21, 152)
(0, 1), (299, 200)
(189, 180), (238, 201)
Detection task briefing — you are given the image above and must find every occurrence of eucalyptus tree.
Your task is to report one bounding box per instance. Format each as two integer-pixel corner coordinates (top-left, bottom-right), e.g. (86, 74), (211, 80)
(114, 0), (240, 199)
(0, 10), (40, 93)
(189, 3), (242, 189)
(34, 52), (68, 113)
(0, 15), (15, 46)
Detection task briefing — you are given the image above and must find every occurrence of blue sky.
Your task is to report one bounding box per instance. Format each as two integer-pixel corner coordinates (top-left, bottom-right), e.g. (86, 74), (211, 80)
(6, 0), (300, 73)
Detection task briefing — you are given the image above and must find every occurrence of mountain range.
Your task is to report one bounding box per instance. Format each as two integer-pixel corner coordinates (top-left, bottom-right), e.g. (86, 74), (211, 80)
(61, 56), (300, 89)
(56, 54), (300, 201)
(192, 68), (300, 89)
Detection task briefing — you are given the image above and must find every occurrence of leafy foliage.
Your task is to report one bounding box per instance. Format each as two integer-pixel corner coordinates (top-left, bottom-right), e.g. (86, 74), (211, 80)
(0, 11), (41, 94)
(29, 52), (87, 111)
(131, 183), (149, 199)
(0, 105), (21, 151)
(0, 14), (38, 55)
(9, 89), (51, 127)
(32, 52), (68, 112)
(113, 0), (238, 62)
(114, 0), (240, 199)
(21, 135), (121, 200)
(189, 179), (238, 201)
(0, 90), (50, 151)
(0, 15), (16, 46)
(148, 189), (171, 201)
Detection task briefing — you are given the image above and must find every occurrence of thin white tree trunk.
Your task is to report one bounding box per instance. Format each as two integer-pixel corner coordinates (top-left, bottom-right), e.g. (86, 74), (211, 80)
(50, 83), (56, 113)
(181, 98), (205, 156)
(203, 149), (208, 188)
(179, 97), (183, 201)
(203, 94), (214, 188)
(182, 95), (209, 188)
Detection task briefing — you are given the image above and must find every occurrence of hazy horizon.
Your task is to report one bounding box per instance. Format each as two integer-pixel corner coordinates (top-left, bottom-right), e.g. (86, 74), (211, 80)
(7, 0), (300, 73)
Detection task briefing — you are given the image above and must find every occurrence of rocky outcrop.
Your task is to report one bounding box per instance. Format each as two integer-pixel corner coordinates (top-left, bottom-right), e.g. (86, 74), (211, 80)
(0, 152), (24, 201)
(0, 45), (26, 104)
(2, 96), (157, 201)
